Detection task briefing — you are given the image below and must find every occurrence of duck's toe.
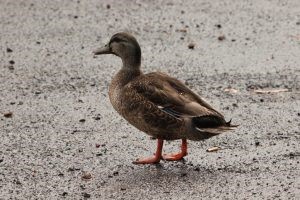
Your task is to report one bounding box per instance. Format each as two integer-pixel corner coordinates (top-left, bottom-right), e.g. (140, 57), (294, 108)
(162, 152), (187, 161)
(132, 156), (161, 164)
(163, 139), (188, 161)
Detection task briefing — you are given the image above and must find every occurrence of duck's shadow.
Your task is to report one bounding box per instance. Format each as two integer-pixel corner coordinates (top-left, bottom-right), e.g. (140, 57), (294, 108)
(117, 160), (224, 189)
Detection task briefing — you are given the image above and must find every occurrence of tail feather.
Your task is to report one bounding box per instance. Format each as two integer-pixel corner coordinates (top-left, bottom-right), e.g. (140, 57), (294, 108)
(226, 119), (239, 128)
(196, 126), (235, 135)
(193, 116), (238, 135)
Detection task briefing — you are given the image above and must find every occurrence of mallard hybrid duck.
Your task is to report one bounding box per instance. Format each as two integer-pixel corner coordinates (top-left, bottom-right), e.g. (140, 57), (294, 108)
(93, 32), (237, 164)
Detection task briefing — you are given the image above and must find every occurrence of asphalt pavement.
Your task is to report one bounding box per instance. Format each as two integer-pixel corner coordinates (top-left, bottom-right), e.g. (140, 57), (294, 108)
(0, 0), (299, 199)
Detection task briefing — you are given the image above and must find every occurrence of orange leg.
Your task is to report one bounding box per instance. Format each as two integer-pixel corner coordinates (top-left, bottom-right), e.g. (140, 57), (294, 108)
(133, 139), (163, 164)
(163, 139), (188, 161)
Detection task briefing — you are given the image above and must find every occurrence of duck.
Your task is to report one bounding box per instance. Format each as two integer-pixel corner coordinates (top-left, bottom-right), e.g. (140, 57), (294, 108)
(93, 32), (237, 164)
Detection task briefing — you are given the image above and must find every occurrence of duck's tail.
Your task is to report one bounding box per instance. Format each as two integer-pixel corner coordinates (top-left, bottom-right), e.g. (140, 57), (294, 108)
(193, 116), (238, 136)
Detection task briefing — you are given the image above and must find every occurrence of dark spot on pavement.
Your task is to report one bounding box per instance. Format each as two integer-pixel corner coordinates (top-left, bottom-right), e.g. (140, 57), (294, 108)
(82, 192), (91, 198)
(218, 35), (226, 41)
(4, 112), (13, 118)
(188, 43), (195, 49)
(215, 24), (222, 28)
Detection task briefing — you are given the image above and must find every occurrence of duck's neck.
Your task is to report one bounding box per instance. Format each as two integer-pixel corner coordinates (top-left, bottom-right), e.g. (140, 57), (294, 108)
(114, 59), (142, 87)
(121, 51), (141, 70)
(113, 52), (141, 85)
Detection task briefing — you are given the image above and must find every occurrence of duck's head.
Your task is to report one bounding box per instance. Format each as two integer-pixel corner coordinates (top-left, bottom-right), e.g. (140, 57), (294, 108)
(93, 32), (141, 68)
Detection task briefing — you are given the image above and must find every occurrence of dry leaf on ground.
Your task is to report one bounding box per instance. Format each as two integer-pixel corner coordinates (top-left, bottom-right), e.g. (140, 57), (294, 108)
(224, 88), (239, 94)
(254, 88), (288, 94)
(206, 147), (221, 152)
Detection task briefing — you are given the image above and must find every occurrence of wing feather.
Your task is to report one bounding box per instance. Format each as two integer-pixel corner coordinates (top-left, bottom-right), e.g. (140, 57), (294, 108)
(128, 72), (223, 120)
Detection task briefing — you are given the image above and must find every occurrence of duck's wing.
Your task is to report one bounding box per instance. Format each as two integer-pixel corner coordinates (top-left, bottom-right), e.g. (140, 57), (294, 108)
(125, 72), (234, 131)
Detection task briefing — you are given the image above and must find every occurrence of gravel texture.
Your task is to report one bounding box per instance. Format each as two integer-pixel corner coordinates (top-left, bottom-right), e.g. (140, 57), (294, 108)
(0, 0), (299, 199)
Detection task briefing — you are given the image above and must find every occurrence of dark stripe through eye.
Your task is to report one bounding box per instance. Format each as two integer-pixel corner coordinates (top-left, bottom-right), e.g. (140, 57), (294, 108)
(110, 37), (125, 44)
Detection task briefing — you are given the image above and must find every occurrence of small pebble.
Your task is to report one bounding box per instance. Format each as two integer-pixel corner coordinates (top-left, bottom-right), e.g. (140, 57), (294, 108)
(94, 116), (101, 120)
(62, 192), (68, 196)
(215, 24), (222, 28)
(255, 141), (260, 146)
(188, 43), (195, 49)
(9, 60), (15, 65)
(79, 119), (86, 123)
(113, 171), (119, 176)
(95, 143), (100, 148)
(289, 153), (295, 158)
(4, 112), (13, 118)
(82, 192), (91, 198)
(82, 172), (92, 180)
(181, 172), (187, 177)
(218, 35), (226, 41)
(68, 167), (80, 171)
(6, 48), (13, 53)
(106, 4), (111, 9)
(8, 65), (14, 70)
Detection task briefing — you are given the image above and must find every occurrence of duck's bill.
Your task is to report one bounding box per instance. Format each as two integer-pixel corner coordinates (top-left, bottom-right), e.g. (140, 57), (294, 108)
(93, 45), (110, 55)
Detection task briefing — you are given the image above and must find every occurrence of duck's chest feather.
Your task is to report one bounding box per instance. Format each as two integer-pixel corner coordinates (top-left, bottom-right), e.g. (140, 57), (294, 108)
(108, 81), (122, 113)
(108, 69), (141, 116)
(108, 76), (152, 134)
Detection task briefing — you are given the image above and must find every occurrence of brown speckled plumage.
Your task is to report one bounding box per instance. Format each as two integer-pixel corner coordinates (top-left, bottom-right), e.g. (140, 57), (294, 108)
(94, 32), (237, 164)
